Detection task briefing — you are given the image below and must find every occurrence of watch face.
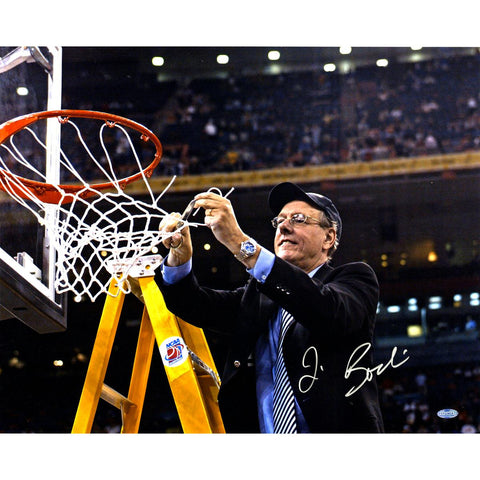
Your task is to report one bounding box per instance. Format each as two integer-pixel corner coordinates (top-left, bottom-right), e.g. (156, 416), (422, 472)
(244, 241), (256, 254)
(236, 239), (256, 260)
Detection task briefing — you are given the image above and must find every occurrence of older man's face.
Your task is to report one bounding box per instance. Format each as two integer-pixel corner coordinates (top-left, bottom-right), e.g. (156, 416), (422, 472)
(274, 200), (335, 273)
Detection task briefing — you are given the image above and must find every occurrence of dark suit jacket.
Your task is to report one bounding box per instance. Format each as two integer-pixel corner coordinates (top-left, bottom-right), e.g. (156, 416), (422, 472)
(158, 256), (384, 433)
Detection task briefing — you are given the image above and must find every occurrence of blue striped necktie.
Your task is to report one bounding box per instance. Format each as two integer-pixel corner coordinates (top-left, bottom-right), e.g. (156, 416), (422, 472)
(273, 309), (297, 433)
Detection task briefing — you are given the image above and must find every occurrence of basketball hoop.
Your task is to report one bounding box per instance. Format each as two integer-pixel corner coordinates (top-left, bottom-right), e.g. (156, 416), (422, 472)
(0, 110), (163, 204)
(0, 109), (201, 301)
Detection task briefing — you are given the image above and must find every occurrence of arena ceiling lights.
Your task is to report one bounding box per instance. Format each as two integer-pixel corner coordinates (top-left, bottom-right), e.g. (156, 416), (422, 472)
(139, 46), (473, 79)
(216, 50), (281, 65)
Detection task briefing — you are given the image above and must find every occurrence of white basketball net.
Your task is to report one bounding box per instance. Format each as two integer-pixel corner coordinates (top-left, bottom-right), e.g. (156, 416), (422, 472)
(0, 113), (222, 302)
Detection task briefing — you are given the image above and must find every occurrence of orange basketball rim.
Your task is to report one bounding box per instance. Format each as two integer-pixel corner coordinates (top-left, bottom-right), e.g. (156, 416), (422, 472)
(0, 109), (163, 204)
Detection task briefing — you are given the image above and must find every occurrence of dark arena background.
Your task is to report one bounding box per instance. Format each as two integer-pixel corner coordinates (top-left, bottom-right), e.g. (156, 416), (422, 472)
(0, 46), (479, 438)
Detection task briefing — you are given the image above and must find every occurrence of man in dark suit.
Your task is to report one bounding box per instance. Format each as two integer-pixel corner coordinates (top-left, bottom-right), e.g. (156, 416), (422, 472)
(158, 181), (384, 433)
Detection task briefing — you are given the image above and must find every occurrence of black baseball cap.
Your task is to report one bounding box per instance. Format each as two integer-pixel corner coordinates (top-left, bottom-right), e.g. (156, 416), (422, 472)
(268, 182), (342, 240)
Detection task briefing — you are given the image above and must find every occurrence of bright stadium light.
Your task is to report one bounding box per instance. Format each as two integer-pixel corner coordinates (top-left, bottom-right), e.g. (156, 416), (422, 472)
(339, 46), (352, 55)
(408, 298), (418, 312)
(217, 54), (229, 65)
(16, 86), (29, 96)
(324, 63), (336, 72)
(387, 305), (401, 313)
(376, 58), (389, 67)
(152, 56), (165, 67)
(428, 296), (442, 310)
(470, 292), (480, 306)
(407, 325), (423, 337)
(268, 50), (280, 61)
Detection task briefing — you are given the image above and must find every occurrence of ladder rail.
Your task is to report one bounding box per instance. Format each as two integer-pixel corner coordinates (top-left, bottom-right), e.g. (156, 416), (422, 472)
(71, 279), (125, 433)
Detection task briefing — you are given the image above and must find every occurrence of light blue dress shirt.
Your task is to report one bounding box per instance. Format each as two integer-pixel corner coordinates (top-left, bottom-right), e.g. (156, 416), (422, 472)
(162, 257), (192, 285)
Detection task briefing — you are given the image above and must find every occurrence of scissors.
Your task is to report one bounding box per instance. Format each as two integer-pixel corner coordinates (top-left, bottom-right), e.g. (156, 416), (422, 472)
(181, 198), (197, 222)
(175, 198), (197, 228)
(176, 187), (234, 228)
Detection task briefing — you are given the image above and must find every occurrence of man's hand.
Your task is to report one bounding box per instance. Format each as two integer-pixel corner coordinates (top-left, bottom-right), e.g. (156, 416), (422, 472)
(193, 191), (248, 254)
(158, 212), (193, 267)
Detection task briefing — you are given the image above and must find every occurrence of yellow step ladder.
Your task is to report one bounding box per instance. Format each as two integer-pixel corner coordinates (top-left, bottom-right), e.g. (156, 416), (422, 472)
(71, 255), (225, 433)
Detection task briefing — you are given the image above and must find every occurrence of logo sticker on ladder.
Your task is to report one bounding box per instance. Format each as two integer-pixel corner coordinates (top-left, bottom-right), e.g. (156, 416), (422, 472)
(160, 336), (188, 367)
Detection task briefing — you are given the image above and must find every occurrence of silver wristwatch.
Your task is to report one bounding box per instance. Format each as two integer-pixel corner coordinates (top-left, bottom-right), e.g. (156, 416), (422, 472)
(234, 238), (257, 261)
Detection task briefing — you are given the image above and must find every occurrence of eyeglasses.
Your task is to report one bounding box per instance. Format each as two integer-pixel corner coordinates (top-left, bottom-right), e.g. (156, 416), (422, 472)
(271, 213), (325, 229)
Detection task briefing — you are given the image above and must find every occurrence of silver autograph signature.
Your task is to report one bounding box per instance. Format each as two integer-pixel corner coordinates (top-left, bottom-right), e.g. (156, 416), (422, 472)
(298, 342), (410, 397)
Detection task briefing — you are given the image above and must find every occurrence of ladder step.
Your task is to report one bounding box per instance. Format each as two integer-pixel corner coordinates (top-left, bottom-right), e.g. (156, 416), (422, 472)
(101, 384), (135, 412)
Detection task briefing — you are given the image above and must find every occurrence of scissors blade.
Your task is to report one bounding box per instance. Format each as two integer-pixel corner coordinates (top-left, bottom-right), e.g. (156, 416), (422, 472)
(181, 199), (196, 221)
(175, 199), (196, 229)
